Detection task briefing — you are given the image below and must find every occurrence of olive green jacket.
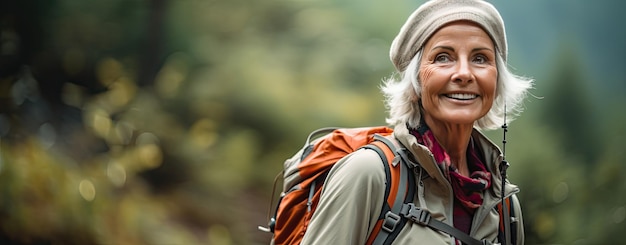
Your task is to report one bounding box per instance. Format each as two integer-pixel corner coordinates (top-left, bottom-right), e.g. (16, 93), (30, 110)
(300, 124), (524, 244)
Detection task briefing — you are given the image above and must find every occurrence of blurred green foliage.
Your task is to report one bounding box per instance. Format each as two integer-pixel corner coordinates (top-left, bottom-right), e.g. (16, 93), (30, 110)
(0, 0), (624, 244)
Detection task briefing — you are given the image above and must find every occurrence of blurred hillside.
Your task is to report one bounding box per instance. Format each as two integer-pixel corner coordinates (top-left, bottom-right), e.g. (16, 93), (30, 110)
(0, 0), (624, 244)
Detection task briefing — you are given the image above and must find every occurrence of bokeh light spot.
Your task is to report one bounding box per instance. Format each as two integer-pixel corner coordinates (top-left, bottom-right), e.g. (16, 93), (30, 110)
(107, 161), (127, 187)
(155, 53), (189, 98)
(189, 119), (218, 149)
(91, 110), (112, 138)
(79, 179), (96, 202)
(96, 58), (123, 87)
(136, 132), (159, 145)
(138, 144), (162, 169)
(38, 123), (56, 149)
(107, 77), (136, 108)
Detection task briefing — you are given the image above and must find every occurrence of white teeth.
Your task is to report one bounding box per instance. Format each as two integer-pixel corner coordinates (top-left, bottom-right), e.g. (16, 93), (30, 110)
(446, 93), (477, 100)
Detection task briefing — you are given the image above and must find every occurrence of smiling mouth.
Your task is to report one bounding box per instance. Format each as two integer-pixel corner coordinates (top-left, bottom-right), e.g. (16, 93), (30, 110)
(444, 93), (478, 100)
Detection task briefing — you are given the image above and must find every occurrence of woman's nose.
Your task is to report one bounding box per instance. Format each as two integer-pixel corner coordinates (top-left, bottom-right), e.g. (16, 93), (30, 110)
(451, 59), (473, 83)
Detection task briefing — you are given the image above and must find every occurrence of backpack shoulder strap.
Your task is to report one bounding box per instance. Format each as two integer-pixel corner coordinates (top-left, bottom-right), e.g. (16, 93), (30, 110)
(498, 194), (522, 245)
(363, 134), (417, 245)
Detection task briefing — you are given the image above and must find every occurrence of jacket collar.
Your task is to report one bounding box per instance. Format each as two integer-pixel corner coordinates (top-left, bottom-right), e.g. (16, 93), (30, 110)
(393, 123), (518, 199)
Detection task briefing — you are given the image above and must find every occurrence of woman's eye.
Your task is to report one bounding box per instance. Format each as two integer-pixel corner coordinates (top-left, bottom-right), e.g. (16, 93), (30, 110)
(434, 53), (451, 63)
(473, 55), (487, 64)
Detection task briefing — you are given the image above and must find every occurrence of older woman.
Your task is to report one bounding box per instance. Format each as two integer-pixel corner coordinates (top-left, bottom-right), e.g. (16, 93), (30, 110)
(300, 0), (533, 244)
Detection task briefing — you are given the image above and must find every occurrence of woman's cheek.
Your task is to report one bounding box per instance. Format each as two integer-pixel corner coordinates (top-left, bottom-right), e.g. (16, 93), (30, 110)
(419, 65), (436, 84)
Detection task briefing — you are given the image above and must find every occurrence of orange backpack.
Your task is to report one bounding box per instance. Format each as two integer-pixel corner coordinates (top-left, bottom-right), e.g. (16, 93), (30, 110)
(258, 126), (407, 244)
(259, 127), (518, 245)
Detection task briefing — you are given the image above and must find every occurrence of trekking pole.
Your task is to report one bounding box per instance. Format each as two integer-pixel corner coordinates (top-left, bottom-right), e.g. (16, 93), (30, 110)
(500, 102), (511, 245)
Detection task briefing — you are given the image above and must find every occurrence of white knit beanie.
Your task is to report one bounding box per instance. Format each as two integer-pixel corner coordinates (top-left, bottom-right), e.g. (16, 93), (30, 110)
(390, 0), (507, 72)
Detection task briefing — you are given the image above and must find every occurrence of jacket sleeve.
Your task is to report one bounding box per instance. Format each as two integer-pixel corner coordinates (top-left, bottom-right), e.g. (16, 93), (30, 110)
(300, 149), (386, 245)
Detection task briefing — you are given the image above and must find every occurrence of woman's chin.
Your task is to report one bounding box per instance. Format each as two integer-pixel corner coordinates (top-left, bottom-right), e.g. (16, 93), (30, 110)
(439, 111), (484, 125)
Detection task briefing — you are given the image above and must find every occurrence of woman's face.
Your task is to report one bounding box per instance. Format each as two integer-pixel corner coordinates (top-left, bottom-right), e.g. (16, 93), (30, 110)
(418, 21), (497, 126)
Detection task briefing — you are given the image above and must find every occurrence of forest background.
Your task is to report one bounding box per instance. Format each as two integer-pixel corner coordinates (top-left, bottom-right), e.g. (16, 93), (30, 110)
(0, 0), (624, 244)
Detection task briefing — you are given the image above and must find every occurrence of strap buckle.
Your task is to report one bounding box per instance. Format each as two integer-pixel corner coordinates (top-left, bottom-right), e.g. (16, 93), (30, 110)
(401, 203), (431, 226)
(381, 211), (401, 233)
(398, 148), (419, 169)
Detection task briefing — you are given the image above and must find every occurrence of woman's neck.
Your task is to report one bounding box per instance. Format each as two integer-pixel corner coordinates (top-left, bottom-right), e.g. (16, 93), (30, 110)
(423, 115), (474, 176)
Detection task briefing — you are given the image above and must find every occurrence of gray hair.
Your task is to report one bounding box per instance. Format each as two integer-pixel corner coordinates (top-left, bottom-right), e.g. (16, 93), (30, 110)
(381, 50), (534, 130)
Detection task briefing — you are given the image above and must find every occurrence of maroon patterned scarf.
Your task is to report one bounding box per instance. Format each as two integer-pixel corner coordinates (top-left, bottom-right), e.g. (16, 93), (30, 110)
(410, 126), (492, 211)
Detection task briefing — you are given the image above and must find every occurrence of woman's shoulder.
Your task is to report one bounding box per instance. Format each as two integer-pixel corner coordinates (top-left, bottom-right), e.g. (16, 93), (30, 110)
(327, 148), (387, 184)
